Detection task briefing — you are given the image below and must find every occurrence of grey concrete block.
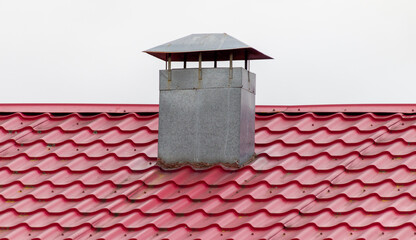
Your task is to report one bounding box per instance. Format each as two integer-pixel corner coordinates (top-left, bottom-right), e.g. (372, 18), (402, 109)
(158, 67), (256, 167)
(160, 68), (255, 93)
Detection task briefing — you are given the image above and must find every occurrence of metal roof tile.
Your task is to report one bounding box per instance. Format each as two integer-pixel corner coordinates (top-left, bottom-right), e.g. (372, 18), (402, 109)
(1, 104), (416, 238)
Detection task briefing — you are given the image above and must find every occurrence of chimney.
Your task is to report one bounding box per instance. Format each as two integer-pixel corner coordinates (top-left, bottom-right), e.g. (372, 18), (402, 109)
(145, 33), (272, 168)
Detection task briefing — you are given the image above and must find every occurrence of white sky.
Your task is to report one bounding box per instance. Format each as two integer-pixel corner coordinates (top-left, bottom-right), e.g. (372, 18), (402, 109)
(0, 0), (415, 105)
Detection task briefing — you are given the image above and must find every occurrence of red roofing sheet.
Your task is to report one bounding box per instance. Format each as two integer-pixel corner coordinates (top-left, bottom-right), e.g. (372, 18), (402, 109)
(3, 103), (416, 113)
(1, 105), (416, 239)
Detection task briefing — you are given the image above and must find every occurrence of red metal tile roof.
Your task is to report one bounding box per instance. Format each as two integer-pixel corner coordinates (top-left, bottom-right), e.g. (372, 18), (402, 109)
(1, 104), (416, 239)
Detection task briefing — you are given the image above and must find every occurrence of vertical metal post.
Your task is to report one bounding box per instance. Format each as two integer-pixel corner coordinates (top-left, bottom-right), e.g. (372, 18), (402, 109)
(214, 52), (217, 68)
(244, 50), (248, 70)
(168, 53), (172, 81)
(198, 52), (202, 80)
(229, 52), (233, 79)
(183, 53), (187, 69)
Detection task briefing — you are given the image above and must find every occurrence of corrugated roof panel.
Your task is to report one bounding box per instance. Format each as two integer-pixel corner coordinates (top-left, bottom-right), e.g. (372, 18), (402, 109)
(1, 106), (416, 239)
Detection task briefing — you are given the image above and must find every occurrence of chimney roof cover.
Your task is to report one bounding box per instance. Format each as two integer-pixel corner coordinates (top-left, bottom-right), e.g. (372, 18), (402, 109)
(144, 33), (272, 62)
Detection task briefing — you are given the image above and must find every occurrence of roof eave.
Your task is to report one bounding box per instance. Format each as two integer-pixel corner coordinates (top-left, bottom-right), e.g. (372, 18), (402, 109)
(144, 48), (273, 62)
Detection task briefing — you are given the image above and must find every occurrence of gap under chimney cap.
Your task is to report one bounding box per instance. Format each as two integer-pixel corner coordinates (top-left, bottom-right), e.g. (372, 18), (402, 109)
(144, 33), (273, 62)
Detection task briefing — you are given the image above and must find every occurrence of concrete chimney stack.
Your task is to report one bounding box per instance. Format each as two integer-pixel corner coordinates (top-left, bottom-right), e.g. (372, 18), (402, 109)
(145, 33), (272, 168)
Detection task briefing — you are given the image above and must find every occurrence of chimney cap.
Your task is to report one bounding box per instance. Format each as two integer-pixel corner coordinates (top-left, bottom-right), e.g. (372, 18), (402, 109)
(144, 33), (273, 62)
